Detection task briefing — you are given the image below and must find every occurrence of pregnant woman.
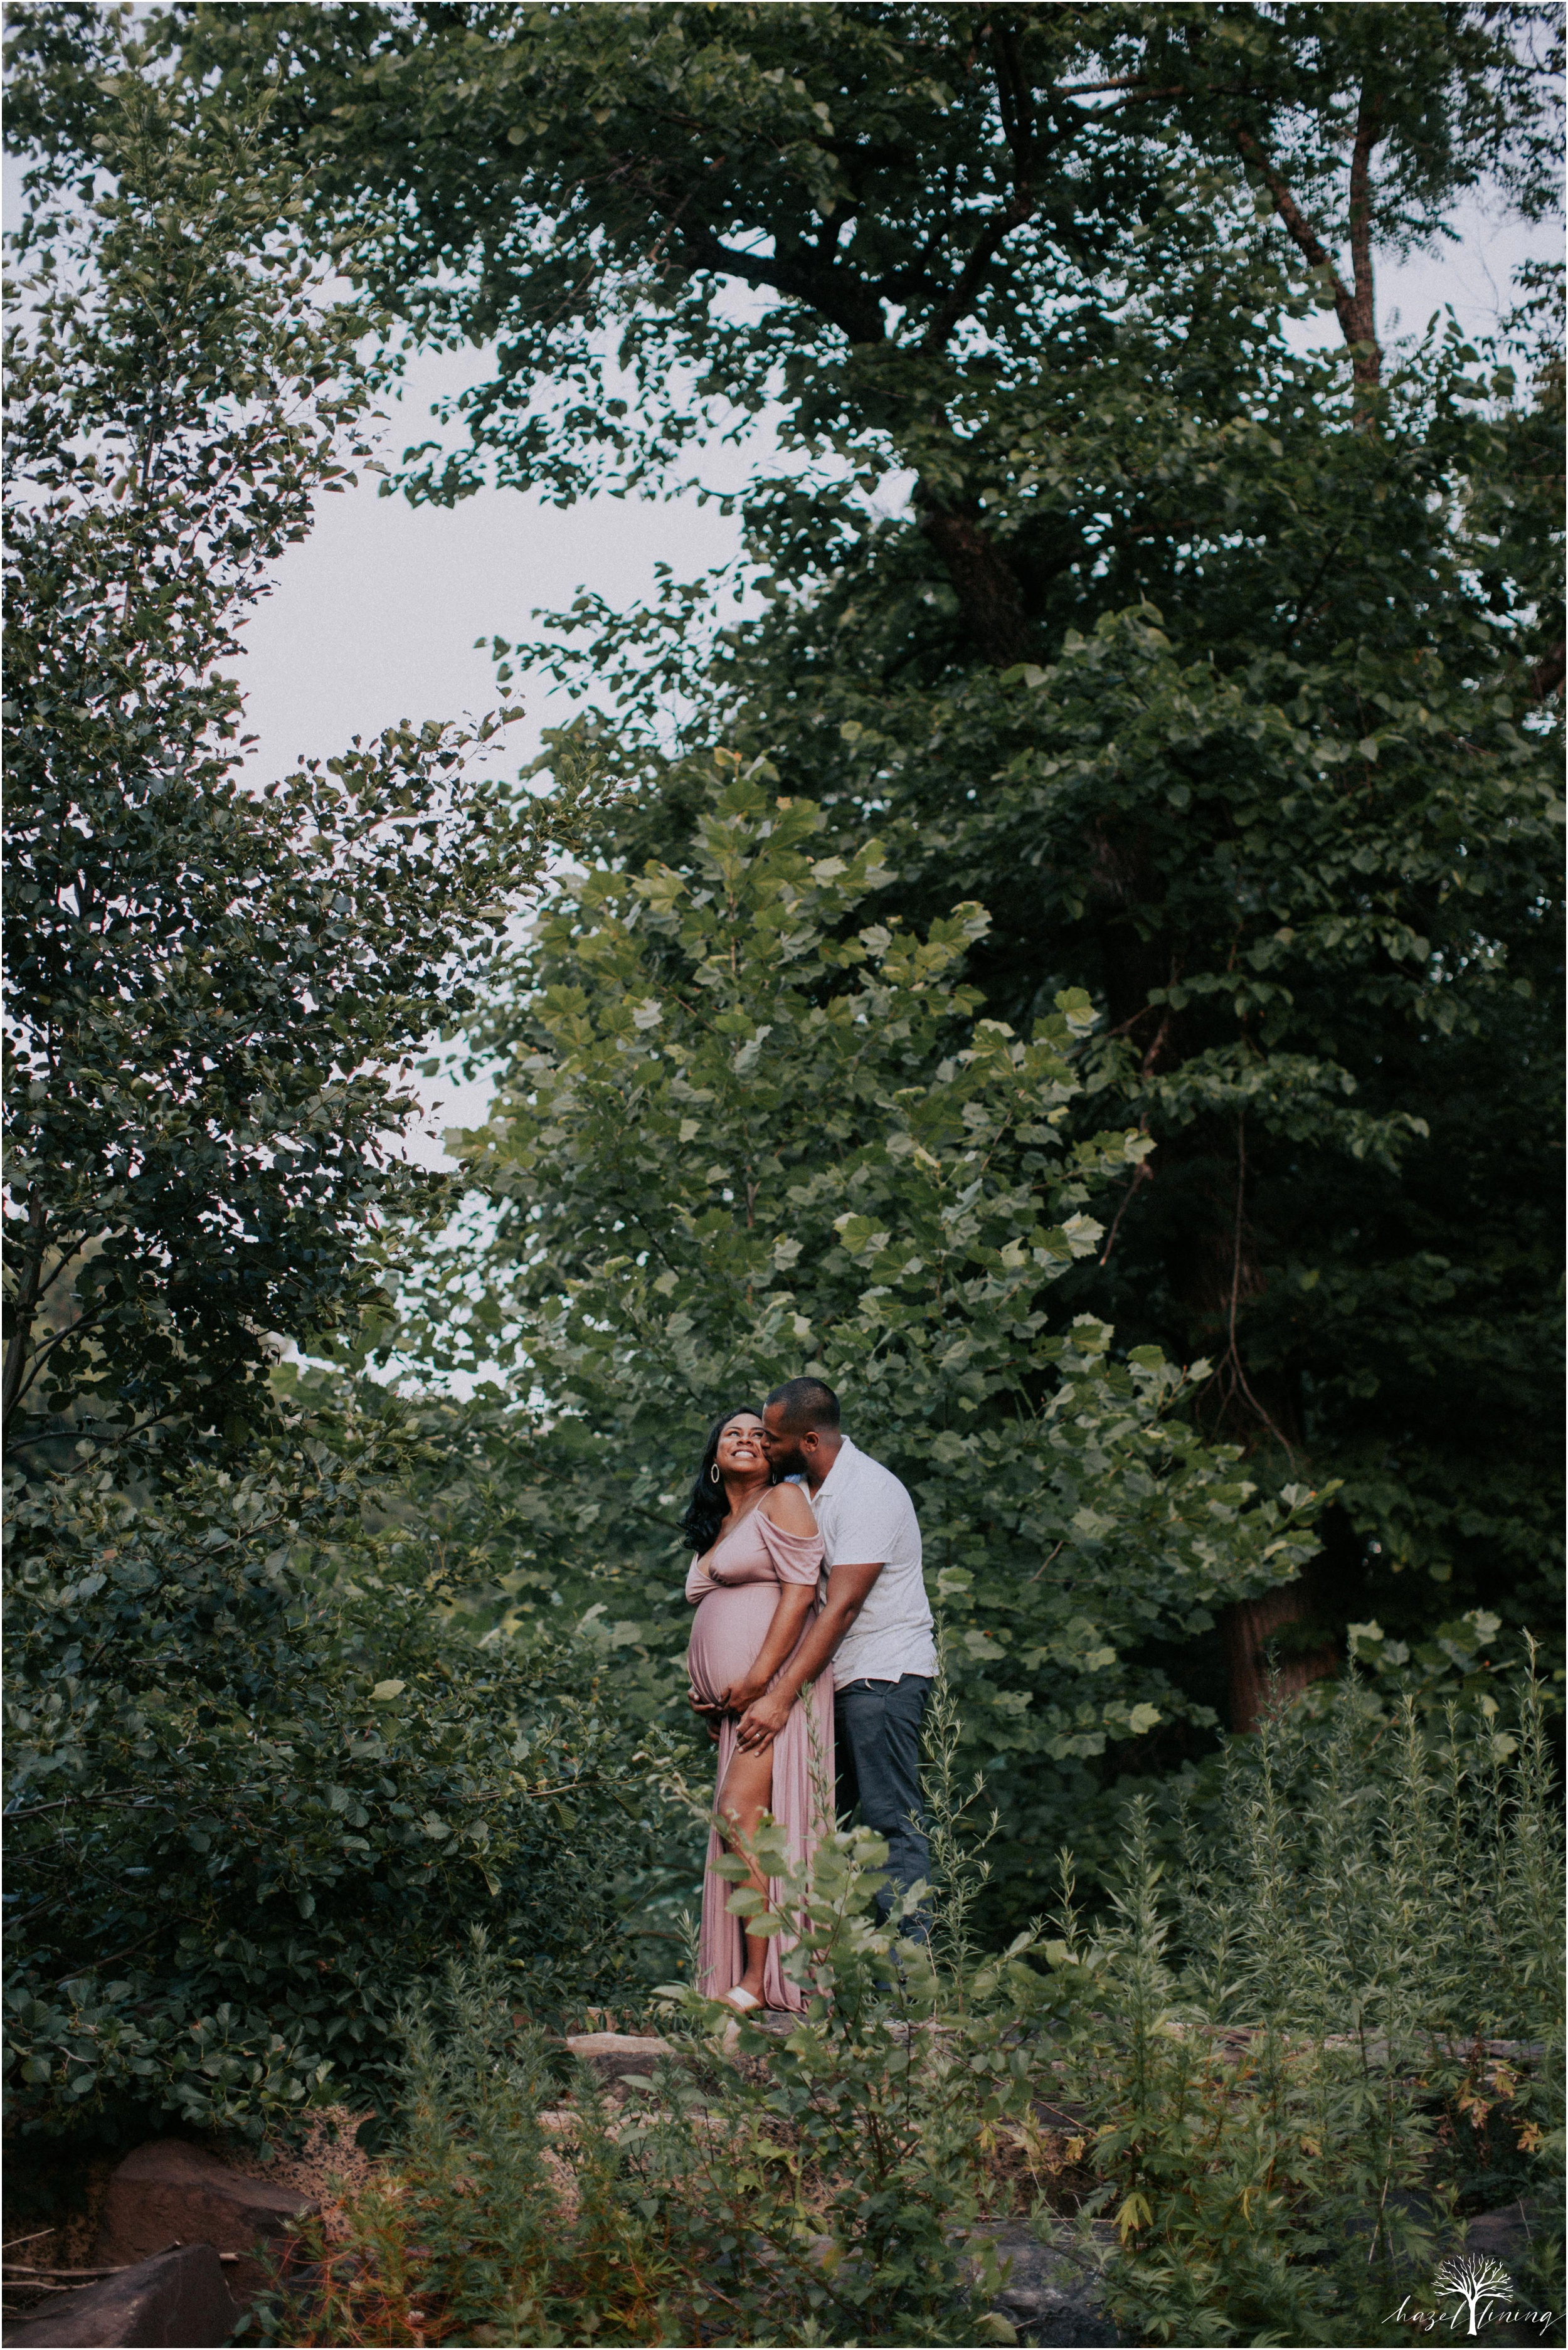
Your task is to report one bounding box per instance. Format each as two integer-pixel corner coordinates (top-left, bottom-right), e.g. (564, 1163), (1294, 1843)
(684, 1404), (832, 2013)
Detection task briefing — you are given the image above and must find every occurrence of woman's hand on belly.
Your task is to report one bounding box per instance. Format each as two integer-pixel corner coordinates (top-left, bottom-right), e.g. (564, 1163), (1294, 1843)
(688, 1685), (728, 1742)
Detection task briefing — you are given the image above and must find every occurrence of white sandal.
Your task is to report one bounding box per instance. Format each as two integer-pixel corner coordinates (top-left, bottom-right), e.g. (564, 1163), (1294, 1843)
(718, 1986), (764, 2013)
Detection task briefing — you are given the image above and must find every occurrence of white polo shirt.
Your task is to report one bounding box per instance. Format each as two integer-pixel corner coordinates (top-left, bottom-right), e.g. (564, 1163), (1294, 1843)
(809, 1436), (936, 1685)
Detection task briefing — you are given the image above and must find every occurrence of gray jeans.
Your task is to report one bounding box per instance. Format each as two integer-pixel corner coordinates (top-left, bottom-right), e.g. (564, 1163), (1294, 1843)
(835, 1675), (932, 1924)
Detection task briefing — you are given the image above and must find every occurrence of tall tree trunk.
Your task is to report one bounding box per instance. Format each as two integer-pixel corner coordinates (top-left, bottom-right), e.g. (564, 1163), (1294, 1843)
(1232, 81), (1384, 424)
(1090, 817), (1340, 1728)
(1221, 1584), (1338, 1732)
(915, 73), (1394, 1731)
(1162, 1125), (1338, 1732)
(919, 502), (1037, 669)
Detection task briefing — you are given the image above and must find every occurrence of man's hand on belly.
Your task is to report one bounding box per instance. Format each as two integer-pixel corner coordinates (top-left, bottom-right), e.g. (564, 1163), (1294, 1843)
(722, 1670), (769, 1716)
(735, 1560), (883, 1749)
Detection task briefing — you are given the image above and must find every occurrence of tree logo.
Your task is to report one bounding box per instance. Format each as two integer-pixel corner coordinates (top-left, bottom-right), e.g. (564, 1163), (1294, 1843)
(1434, 2256), (1515, 2336)
(1392, 2256), (1556, 2336)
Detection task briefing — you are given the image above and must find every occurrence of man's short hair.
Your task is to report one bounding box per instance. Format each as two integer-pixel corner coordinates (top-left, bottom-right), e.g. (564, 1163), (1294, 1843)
(766, 1377), (840, 1434)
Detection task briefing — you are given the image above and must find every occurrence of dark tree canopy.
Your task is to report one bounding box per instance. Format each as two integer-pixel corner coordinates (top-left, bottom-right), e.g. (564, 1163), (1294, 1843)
(7, 3), (1560, 1752)
(2, 71), (638, 2152)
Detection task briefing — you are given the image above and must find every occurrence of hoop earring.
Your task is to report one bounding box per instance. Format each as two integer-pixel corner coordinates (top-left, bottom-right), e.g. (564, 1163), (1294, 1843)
(709, 1463), (721, 1485)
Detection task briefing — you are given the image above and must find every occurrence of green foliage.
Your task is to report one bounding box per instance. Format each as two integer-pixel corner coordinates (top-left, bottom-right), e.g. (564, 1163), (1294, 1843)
(245, 1956), (711, 2347)
(1056, 1671), (1565, 2344)
(681, 1838), (1025, 2342)
(72, 0), (1559, 1705)
(396, 766), (1325, 1905)
(534, 317), (1563, 1666)
(3, 1382), (670, 2144)
(243, 1673), (1562, 2347)
(2, 75), (591, 1461)
(11, 0), (1559, 1842)
(246, 1784), (1056, 2346)
(2, 41), (1558, 2317)
(90, 3), (1558, 517)
(1332, 1607), (1532, 1728)
(1, 71), (636, 2156)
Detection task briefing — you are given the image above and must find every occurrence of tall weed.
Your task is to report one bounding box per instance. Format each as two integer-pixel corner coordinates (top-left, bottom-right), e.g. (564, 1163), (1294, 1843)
(1059, 1668), (1564, 2345)
(245, 1950), (701, 2346)
(245, 1667), (1560, 2347)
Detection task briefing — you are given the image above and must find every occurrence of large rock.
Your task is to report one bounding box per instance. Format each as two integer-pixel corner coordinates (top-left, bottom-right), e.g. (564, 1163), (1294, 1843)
(563, 2031), (673, 2094)
(1465, 2196), (1540, 2268)
(975, 2218), (1123, 2349)
(1, 2243), (238, 2349)
(95, 2140), (316, 2304)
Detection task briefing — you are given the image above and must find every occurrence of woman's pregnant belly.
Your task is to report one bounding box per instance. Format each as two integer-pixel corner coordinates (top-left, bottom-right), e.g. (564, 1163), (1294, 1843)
(687, 1583), (781, 1708)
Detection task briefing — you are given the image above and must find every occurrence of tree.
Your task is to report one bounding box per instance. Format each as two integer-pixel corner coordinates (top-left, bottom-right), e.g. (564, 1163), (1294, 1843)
(4, 1379), (662, 2143)
(396, 763), (1324, 1908)
(3, 76), (640, 2147)
(1433, 2253), (1515, 2338)
(90, 3), (1555, 655)
(16, 4), (1557, 1724)
(516, 302), (1563, 1722)
(3, 75), (590, 1467)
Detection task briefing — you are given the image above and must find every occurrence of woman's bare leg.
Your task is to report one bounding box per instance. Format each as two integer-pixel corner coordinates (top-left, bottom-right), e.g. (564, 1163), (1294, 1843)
(716, 1743), (776, 2004)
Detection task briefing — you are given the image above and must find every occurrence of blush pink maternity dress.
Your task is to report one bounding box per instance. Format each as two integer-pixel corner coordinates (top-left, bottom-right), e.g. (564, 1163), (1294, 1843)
(686, 1506), (834, 2013)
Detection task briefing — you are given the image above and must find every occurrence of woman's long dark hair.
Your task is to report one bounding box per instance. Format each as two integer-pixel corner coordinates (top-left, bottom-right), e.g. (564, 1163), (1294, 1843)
(677, 1404), (768, 1555)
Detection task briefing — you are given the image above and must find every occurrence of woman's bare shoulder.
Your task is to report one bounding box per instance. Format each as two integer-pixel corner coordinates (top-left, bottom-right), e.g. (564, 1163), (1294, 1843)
(760, 1480), (818, 1535)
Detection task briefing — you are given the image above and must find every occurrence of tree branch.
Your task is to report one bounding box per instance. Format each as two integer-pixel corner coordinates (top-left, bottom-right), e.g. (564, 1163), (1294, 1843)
(1056, 75), (1165, 95)
(1345, 87), (1383, 387)
(629, 184), (887, 345)
(1284, 526), (1348, 647)
(1231, 127), (1350, 309)
(919, 199), (1035, 354)
(918, 504), (1035, 666)
(1231, 93), (1384, 411)
(919, 22), (1039, 356)
(2, 1193), (49, 1449)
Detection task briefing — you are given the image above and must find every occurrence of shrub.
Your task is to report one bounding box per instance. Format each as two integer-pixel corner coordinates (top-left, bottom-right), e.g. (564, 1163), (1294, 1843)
(396, 765), (1328, 1917)
(3, 1390), (674, 2148)
(245, 1699), (1057, 2346)
(246, 1953), (706, 2347)
(238, 1665), (1562, 2347)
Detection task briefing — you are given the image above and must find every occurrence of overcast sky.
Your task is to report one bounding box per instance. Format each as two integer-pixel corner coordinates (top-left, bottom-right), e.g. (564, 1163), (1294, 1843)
(217, 191), (1562, 1162)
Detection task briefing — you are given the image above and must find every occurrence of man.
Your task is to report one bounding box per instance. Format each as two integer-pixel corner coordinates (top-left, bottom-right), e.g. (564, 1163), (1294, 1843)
(736, 1377), (936, 1920)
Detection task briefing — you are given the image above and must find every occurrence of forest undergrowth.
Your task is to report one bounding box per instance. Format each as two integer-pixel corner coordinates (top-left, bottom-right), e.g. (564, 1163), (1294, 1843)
(243, 1667), (1564, 2350)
